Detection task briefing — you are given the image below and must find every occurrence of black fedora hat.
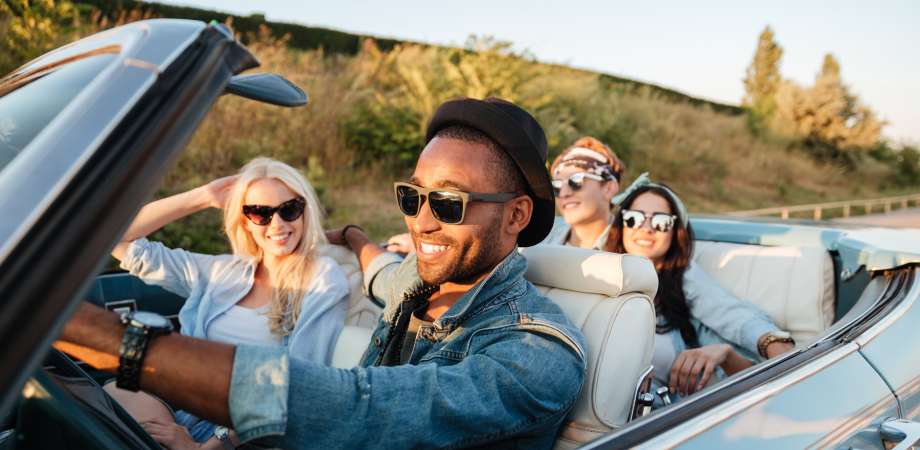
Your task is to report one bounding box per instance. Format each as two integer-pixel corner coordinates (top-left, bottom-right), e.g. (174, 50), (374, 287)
(425, 97), (554, 247)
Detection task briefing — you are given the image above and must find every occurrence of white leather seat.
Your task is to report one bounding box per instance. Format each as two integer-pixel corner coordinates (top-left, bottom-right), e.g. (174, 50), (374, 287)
(324, 245), (383, 369)
(692, 241), (835, 344)
(519, 245), (657, 450)
(323, 244), (381, 329)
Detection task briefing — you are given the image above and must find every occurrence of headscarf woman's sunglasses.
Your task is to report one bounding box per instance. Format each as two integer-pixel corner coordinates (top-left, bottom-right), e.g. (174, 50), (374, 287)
(552, 172), (605, 196)
(622, 210), (678, 233)
(394, 182), (519, 225)
(242, 197), (306, 225)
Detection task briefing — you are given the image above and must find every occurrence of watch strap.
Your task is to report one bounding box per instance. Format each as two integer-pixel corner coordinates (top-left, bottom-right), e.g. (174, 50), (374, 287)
(116, 322), (154, 391)
(758, 333), (795, 358)
(215, 426), (235, 450)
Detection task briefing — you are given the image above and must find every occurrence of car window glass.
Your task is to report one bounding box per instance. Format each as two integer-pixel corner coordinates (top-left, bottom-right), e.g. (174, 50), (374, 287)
(0, 53), (118, 176)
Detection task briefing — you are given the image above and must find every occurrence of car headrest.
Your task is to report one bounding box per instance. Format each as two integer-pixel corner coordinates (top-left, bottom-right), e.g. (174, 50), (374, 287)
(519, 245), (658, 299)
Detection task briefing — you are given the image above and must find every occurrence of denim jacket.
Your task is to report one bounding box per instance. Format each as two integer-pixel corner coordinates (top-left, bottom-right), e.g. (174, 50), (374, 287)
(121, 238), (350, 365)
(542, 217), (780, 355)
(226, 249), (587, 449)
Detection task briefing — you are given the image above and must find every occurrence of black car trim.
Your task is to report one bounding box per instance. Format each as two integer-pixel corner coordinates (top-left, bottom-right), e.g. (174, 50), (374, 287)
(0, 23), (256, 425)
(585, 267), (915, 449)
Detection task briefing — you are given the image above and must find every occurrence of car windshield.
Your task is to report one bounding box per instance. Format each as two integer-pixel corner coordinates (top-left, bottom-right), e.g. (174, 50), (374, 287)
(0, 52), (117, 175)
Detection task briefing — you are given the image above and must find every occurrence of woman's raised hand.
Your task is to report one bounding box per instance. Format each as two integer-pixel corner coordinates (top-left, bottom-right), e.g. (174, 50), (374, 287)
(202, 175), (240, 209)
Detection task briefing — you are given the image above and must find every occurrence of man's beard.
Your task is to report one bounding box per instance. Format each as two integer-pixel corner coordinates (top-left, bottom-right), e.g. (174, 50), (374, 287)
(412, 214), (503, 286)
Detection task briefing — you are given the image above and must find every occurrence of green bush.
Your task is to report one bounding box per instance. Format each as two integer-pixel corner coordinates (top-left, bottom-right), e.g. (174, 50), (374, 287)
(869, 143), (920, 187)
(342, 100), (424, 167)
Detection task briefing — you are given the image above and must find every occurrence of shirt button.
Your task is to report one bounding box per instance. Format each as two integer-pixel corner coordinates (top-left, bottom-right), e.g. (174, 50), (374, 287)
(373, 337), (382, 347)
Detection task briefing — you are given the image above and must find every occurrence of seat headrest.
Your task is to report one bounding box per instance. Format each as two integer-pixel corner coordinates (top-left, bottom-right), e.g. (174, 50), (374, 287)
(519, 245), (658, 298)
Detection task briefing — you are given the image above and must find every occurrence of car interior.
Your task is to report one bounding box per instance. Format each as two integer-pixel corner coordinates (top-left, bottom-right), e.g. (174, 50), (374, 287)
(1, 234), (872, 449)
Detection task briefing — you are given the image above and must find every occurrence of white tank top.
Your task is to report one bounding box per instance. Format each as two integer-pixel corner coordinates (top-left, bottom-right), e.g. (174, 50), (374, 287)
(206, 304), (283, 347)
(651, 332), (676, 387)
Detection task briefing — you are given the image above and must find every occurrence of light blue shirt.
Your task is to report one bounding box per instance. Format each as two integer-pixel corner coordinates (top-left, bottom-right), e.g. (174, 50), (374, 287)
(120, 238), (350, 365)
(541, 217), (780, 355)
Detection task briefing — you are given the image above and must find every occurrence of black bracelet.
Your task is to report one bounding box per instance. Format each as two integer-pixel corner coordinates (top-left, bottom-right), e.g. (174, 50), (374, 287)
(341, 225), (363, 242)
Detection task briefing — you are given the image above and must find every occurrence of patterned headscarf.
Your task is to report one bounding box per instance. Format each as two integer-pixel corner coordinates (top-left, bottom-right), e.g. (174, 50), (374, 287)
(611, 172), (689, 227)
(552, 147), (618, 181)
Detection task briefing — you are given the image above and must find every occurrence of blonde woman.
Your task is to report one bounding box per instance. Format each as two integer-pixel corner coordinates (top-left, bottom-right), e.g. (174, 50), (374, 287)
(105, 157), (349, 449)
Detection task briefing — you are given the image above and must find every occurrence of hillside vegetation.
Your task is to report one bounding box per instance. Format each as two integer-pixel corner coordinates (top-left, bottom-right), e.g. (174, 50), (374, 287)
(2, 2), (917, 258)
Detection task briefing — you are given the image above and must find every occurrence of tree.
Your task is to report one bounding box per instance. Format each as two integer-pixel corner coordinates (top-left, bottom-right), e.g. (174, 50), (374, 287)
(821, 53), (840, 78)
(770, 54), (883, 159)
(742, 26), (783, 109)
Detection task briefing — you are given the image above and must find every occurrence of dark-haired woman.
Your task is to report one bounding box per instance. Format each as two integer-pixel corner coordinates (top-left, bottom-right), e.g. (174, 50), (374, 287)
(542, 140), (795, 404)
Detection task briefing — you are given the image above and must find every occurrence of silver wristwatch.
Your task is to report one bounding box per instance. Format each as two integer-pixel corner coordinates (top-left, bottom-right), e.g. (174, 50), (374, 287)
(214, 426), (235, 450)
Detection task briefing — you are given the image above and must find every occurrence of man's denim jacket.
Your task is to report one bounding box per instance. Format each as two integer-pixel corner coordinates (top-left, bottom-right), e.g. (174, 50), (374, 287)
(542, 217), (780, 354)
(227, 249), (588, 449)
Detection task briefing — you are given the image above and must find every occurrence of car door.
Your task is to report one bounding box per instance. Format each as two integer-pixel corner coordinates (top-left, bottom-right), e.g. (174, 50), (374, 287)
(588, 268), (915, 450)
(853, 269), (920, 424)
(0, 19), (257, 424)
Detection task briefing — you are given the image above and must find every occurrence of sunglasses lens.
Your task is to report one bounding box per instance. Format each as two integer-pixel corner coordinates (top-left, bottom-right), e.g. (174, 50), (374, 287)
(279, 200), (305, 222)
(244, 206), (273, 226)
(396, 185), (421, 216)
(429, 191), (464, 224)
(551, 180), (564, 196)
(567, 176), (585, 191)
(622, 211), (645, 229)
(651, 215), (675, 233)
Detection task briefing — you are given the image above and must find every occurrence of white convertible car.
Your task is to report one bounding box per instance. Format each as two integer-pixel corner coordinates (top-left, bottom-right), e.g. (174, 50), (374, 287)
(1, 19), (919, 450)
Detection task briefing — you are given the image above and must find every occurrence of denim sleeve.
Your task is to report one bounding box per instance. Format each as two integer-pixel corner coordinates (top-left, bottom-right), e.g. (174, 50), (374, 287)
(119, 238), (212, 298)
(286, 257), (350, 365)
(683, 261), (779, 355)
(694, 321), (760, 365)
(229, 331), (586, 448)
(363, 251), (404, 308)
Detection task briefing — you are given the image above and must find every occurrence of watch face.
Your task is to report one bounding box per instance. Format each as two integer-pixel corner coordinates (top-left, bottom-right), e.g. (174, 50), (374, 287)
(130, 311), (171, 328)
(773, 331), (792, 339)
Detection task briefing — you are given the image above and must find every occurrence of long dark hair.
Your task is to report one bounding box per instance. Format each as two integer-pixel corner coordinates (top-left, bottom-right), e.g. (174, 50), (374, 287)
(605, 185), (699, 347)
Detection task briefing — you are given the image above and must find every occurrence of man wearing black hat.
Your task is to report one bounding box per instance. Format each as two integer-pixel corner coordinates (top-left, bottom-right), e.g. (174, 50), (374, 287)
(56, 97), (587, 449)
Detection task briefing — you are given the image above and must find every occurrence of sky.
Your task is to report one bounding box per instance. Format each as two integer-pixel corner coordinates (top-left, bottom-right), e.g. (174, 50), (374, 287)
(161, 0), (920, 145)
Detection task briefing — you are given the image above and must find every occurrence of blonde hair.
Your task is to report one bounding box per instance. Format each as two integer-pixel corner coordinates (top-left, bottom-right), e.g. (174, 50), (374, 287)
(223, 157), (328, 335)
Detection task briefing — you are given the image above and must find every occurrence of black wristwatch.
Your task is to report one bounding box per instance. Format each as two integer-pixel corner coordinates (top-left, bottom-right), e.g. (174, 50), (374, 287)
(116, 311), (173, 392)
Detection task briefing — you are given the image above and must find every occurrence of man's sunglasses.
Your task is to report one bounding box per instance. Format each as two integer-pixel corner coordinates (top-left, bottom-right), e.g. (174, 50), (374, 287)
(242, 197), (306, 226)
(622, 210), (678, 233)
(394, 182), (519, 225)
(552, 172), (605, 196)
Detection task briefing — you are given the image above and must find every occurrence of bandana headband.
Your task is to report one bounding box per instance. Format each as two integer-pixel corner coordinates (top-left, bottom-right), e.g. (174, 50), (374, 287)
(611, 172), (688, 227)
(553, 147), (618, 181)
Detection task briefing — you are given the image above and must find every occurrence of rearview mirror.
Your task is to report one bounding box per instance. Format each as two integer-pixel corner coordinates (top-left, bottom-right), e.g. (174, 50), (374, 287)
(224, 73), (307, 107)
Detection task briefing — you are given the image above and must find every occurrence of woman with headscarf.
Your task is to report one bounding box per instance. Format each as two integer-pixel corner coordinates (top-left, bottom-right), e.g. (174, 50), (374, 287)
(542, 138), (794, 404)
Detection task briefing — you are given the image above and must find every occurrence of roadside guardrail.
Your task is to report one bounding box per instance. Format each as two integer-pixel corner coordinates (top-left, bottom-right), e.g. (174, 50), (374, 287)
(727, 193), (920, 220)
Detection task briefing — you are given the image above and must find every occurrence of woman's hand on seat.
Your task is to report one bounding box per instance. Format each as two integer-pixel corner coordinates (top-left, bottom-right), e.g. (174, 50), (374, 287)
(386, 233), (414, 253)
(140, 418), (201, 450)
(201, 175), (239, 209)
(669, 344), (732, 398)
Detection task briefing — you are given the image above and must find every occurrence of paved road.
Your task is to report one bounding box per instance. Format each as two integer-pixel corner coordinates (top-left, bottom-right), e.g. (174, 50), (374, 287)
(833, 207), (920, 229)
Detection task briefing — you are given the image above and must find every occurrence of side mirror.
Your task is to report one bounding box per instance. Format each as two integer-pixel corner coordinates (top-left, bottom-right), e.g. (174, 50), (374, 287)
(224, 73), (307, 107)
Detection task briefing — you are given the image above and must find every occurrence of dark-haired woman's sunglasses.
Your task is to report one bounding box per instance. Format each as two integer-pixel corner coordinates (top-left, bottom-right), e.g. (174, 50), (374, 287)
(243, 197), (306, 226)
(622, 210), (677, 233)
(395, 182), (519, 225)
(552, 172), (605, 196)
